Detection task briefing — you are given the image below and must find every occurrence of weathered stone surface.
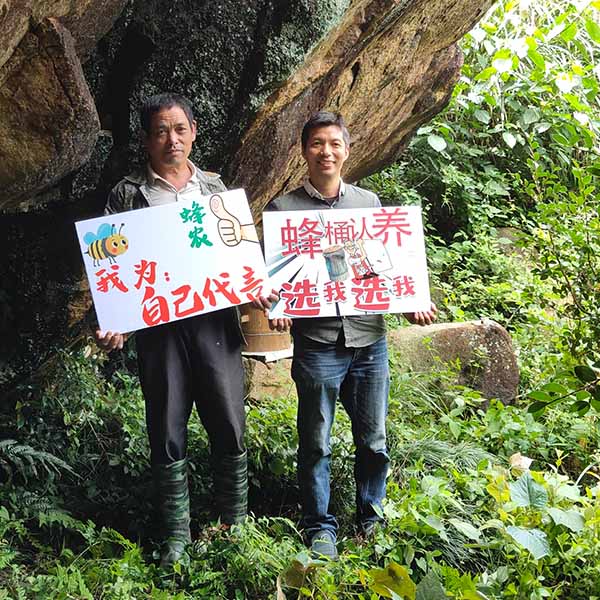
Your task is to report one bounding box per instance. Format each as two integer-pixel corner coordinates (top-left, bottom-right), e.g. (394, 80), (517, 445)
(245, 357), (295, 402)
(388, 319), (519, 404)
(244, 320), (519, 405)
(0, 0), (128, 69)
(58, 0), (130, 60)
(0, 132), (113, 390)
(0, 18), (100, 209)
(87, 0), (492, 211)
(231, 0), (494, 214)
(0, 0), (495, 391)
(96, 0), (355, 178)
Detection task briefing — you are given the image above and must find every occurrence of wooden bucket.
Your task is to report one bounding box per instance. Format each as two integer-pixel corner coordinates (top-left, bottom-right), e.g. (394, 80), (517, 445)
(239, 304), (292, 353)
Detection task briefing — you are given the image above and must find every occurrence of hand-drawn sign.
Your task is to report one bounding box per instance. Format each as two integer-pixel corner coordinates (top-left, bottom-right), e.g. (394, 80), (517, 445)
(263, 206), (431, 318)
(75, 189), (267, 333)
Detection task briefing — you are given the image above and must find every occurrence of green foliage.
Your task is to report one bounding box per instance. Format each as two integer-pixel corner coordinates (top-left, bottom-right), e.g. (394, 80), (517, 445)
(3, 0), (600, 598)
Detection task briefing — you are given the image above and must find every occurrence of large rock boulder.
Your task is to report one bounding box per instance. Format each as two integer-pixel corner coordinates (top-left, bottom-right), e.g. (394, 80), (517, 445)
(232, 0), (494, 213)
(388, 319), (519, 404)
(245, 320), (519, 405)
(85, 0), (493, 205)
(0, 0), (128, 69)
(0, 19), (100, 209)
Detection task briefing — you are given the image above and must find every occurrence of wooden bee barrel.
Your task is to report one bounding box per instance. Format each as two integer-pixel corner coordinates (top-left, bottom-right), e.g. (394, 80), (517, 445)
(239, 304), (292, 353)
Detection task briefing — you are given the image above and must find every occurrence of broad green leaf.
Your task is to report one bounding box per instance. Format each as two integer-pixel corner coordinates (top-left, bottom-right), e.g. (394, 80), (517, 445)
(547, 507), (584, 533)
(475, 67), (497, 81)
(527, 47), (545, 70)
(369, 563), (416, 600)
(424, 515), (448, 541)
(483, 180), (510, 196)
(573, 111), (590, 125)
(415, 571), (446, 600)
(570, 400), (590, 415)
(555, 72), (576, 93)
(474, 109), (491, 124)
(502, 131), (516, 148)
(492, 57), (513, 73)
(522, 107), (540, 125)
(528, 401), (548, 414)
(574, 365), (597, 383)
(449, 518), (481, 541)
(585, 17), (600, 43)
(427, 135), (447, 152)
(541, 382), (568, 395)
(528, 390), (551, 402)
(506, 526), (550, 560)
(509, 472), (548, 509)
(554, 482), (582, 502)
(560, 22), (578, 43)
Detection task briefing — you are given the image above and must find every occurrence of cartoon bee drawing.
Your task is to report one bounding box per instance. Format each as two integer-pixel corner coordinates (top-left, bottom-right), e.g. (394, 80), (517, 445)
(84, 223), (129, 267)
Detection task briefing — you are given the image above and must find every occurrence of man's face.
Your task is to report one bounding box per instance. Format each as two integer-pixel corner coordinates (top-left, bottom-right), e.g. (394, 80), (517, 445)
(143, 105), (197, 171)
(302, 125), (349, 181)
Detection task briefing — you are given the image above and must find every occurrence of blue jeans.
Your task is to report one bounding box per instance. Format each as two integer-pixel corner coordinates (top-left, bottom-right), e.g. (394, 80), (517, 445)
(291, 335), (390, 540)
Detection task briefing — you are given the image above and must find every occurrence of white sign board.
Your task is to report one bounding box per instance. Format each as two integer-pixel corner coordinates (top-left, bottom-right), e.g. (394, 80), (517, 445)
(263, 206), (431, 318)
(75, 189), (267, 333)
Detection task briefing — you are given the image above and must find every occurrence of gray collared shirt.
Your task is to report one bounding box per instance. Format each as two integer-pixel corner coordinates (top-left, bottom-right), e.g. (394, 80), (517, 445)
(142, 160), (202, 206)
(265, 182), (386, 348)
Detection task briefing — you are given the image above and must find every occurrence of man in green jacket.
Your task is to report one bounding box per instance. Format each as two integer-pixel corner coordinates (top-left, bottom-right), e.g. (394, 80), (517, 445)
(96, 93), (247, 567)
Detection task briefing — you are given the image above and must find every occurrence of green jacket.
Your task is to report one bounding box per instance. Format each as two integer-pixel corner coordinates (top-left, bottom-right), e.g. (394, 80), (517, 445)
(105, 168), (227, 214)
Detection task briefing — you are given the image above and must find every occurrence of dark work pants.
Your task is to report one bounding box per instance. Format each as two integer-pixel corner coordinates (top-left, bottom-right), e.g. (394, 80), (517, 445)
(136, 308), (245, 466)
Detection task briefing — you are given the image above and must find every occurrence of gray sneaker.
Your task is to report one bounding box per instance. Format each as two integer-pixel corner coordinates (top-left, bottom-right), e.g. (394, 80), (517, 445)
(309, 530), (339, 561)
(359, 520), (380, 540)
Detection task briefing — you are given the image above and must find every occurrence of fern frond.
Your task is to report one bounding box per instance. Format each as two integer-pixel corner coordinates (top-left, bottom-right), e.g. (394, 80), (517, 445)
(0, 439), (75, 484)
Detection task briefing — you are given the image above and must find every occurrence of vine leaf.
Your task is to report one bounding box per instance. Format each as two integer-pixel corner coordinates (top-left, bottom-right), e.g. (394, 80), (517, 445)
(547, 507), (584, 533)
(506, 526), (550, 560)
(509, 472), (548, 508)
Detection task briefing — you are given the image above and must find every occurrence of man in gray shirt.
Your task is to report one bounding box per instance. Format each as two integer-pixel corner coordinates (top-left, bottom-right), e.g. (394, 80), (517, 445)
(95, 93), (247, 568)
(265, 111), (437, 560)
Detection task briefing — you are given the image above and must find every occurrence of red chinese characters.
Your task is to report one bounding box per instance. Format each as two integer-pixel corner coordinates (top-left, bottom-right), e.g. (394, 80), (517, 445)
(280, 279), (321, 316)
(371, 208), (412, 246)
(239, 266), (265, 302)
(139, 270), (245, 327)
(323, 281), (347, 304)
(171, 284), (204, 318)
(134, 259), (157, 289)
(281, 217), (323, 258)
(141, 286), (170, 326)
(95, 265), (129, 293)
(323, 219), (358, 246)
(350, 277), (390, 312)
(391, 275), (416, 297)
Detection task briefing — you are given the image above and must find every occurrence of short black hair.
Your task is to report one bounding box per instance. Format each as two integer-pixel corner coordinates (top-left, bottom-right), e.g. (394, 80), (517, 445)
(139, 93), (195, 133)
(301, 111), (350, 150)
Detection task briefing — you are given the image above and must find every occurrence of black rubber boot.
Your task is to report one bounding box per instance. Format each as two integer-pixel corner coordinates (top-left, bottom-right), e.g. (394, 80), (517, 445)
(213, 450), (248, 524)
(153, 458), (192, 568)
